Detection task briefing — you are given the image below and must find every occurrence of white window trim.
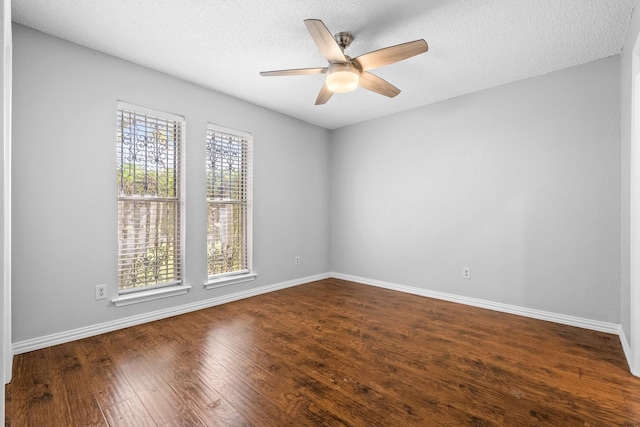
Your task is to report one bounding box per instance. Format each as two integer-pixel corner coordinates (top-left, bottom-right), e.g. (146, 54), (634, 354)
(117, 101), (185, 123)
(204, 272), (258, 290)
(204, 123), (255, 289)
(112, 284), (192, 307)
(116, 101), (187, 296)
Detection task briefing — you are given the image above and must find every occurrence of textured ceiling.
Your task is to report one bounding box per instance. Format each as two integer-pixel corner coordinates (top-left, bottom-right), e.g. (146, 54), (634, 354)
(11, 0), (638, 129)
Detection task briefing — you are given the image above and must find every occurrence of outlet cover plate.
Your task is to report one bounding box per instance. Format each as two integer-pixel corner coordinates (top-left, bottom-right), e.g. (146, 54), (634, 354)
(95, 284), (107, 300)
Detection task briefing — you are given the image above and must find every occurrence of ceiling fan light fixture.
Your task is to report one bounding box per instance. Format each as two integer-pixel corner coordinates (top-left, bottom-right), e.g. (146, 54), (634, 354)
(326, 63), (359, 93)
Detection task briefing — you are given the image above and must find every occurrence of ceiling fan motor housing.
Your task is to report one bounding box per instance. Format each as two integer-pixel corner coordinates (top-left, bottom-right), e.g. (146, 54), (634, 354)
(334, 32), (354, 50)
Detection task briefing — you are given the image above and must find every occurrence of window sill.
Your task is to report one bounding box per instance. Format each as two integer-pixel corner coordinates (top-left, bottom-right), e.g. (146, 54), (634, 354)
(112, 284), (192, 307)
(204, 272), (258, 290)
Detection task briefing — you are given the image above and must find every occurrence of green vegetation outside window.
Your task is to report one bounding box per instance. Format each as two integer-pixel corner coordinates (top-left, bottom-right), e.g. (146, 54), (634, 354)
(206, 124), (253, 278)
(116, 102), (184, 292)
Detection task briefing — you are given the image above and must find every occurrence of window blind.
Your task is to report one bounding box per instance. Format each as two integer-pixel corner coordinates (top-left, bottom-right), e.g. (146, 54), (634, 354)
(117, 103), (184, 292)
(206, 125), (252, 278)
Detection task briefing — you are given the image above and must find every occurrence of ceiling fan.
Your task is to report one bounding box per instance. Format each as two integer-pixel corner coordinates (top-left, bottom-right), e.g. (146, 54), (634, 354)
(260, 19), (429, 105)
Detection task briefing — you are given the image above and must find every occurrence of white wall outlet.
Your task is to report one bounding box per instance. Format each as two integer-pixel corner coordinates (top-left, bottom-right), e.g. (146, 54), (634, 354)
(95, 284), (107, 300)
(295, 255), (301, 266)
(463, 267), (471, 280)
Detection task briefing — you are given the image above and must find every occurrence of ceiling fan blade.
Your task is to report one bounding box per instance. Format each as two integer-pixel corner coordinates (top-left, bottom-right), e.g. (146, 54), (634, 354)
(354, 39), (428, 71)
(304, 19), (346, 63)
(260, 67), (327, 77)
(358, 72), (401, 98)
(315, 83), (334, 105)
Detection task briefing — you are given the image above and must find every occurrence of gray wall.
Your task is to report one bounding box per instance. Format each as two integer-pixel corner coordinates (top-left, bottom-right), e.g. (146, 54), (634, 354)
(331, 56), (621, 323)
(11, 22), (624, 345)
(11, 24), (331, 342)
(621, 3), (640, 358)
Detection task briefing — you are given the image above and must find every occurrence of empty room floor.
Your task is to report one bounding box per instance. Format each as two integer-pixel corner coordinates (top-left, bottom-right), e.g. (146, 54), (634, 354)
(5, 278), (640, 426)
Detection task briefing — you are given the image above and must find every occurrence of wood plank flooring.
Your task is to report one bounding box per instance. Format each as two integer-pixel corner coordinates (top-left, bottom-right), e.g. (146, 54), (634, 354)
(5, 278), (640, 426)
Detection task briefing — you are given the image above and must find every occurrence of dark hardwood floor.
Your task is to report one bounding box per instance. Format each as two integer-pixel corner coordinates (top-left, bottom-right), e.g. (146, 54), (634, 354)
(5, 278), (640, 426)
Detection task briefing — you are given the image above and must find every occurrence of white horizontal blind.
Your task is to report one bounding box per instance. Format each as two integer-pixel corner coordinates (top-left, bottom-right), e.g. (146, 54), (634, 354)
(206, 125), (252, 278)
(117, 103), (184, 292)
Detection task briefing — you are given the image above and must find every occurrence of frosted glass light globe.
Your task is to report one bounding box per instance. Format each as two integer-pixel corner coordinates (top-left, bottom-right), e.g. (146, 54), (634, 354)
(326, 63), (360, 93)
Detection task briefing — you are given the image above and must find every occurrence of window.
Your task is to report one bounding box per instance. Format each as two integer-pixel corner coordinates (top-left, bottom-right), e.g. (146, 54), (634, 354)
(206, 124), (253, 282)
(116, 102), (184, 293)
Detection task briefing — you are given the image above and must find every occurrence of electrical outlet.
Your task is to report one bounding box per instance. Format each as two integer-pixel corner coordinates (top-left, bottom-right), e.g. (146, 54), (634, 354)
(295, 256), (301, 266)
(462, 267), (471, 280)
(95, 284), (107, 300)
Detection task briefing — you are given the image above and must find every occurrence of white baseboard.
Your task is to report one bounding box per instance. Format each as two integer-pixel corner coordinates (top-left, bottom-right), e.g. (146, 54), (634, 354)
(12, 271), (630, 369)
(330, 272), (622, 335)
(12, 273), (330, 355)
(619, 325), (633, 370)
